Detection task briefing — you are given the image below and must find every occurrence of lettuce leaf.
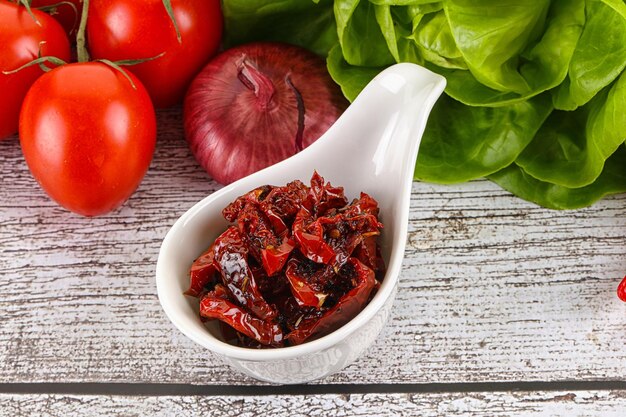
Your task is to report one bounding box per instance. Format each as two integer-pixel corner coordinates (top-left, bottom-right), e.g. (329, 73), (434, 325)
(335, 0), (397, 66)
(222, 0), (337, 56)
(412, 10), (466, 69)
(552, 0), (626, 110)
(444, 0), (551, 94)
(490, 145), (626, 210)
(517, 72), (626, 188)
(327, 44), (385, 101)
(414, 93), (553, 183)
(440, 0), (585, 106)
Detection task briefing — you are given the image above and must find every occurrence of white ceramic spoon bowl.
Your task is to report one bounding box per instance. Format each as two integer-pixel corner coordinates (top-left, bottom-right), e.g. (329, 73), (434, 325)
(156, 63), (446, 384)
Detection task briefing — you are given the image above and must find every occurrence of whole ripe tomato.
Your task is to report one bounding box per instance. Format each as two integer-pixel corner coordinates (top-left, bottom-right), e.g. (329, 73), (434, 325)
(31, 0), (84, 38)
(87, 0), (223, 108)
(19, 62), (157, 216)
(0, 0), (70, 140)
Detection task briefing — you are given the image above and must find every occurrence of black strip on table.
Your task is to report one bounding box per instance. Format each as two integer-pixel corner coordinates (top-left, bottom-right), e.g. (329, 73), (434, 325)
(1, 381), (625, 396)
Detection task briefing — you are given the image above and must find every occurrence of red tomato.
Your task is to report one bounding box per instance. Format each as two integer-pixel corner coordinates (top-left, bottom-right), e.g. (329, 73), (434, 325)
(87, 0), (223, 108)
(19, 62), (157, 216)
(0, 0), (70, 140)
(30, 0), (83, 38)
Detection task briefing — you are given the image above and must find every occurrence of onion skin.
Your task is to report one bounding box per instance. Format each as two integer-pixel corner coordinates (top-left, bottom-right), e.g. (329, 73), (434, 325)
(184, 42), (348, 185)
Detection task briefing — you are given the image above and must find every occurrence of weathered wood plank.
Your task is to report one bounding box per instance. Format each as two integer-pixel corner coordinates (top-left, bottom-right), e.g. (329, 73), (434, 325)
(1, 108), (625, 384)
(1, 391), (625, 417)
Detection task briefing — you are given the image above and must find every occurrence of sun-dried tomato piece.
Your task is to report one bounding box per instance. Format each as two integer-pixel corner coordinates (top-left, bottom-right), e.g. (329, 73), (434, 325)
(293, 207), (335, 264)
(342, 192), (379, 216)
(213, 227), (277, 321)
(222, 185), (273, 222)
(306, 171), (348, 216)
(260, 180), (308, 232)
(235, 202), (278, 258)
(354, 235), (377, 271)
(286, 258), (376, 345)
(319, 213), (382, 268)
(200, 291), (283, 347)
(230, 195), (296, 276)
(618, 275), (626, 302)
(252, 262), (289, 303)
(261, 237), (296, 276)
(284, 258), (332, 308)
(185, 243), (217, 297)
(272, 292), (322, 333)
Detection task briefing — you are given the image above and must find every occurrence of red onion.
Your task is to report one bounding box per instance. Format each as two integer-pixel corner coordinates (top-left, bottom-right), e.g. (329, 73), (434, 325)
(183, 42), (348, 185)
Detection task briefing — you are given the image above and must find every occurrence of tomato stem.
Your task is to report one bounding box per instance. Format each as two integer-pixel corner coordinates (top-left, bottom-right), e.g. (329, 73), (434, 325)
(18, 0), (42, 26)
(76, 0), (89, 62)
(1, 41), (68, 74)
(92, 52), (165, 90)
(96, 59), (137, 90)
(162, 0), (182, 43)
(35, 1), (80, 35)
(112, 52), (166, 67)
(2, 56), (67, 75)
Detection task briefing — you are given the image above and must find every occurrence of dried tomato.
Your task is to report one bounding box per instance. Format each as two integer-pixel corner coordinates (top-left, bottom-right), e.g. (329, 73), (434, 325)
(618, 276), (626, 302)
(199, 290), (283, 347)
(185, 243), (217, 297)
(212, 227), (277, 321)
(185, 172), (385, 347)
(286, 258), (376, 345)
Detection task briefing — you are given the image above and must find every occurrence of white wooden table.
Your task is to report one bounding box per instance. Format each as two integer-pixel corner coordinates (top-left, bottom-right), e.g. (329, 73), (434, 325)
(1, 108), (625, 416)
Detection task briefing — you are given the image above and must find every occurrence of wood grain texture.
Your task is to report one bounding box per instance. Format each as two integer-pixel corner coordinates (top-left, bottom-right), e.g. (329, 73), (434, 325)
(1, 391), (625, 417)
(1, 108), (625, 384)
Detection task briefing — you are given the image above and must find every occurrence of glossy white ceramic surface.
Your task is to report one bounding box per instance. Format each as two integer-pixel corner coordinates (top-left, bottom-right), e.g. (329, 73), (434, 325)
(156, 63), (446, 384)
